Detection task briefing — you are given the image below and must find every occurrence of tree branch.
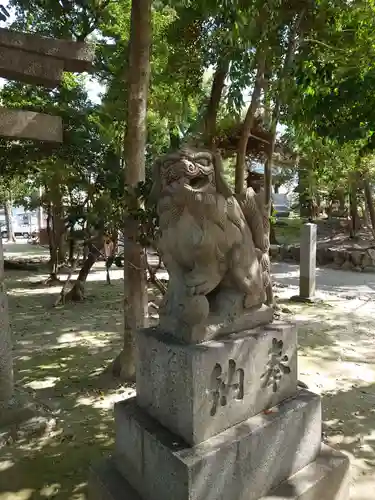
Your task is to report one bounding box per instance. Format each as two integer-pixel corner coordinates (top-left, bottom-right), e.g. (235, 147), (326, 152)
(203, 57), (229, 148)
(302, 38), (347, 53)
(234, 51), (265, 194)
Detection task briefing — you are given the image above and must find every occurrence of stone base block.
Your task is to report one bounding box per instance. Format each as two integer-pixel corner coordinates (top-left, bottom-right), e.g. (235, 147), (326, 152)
(89, 445), (349, 500)
(114, 390), (321, 500)
(261, 444), (350, 500)
(88, 458), (140, 500)
(136, 321), (297, 445)
(159, 304), (275, 344)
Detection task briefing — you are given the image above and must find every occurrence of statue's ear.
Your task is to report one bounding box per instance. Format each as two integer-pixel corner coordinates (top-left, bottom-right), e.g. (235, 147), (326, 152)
(212, 149), (233, 198)
(147, 158), (162, 207)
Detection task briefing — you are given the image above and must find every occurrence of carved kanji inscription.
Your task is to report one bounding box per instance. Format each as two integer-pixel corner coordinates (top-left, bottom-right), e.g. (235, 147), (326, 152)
(210, 359), (244, 416)
(261, 338), (291, 392)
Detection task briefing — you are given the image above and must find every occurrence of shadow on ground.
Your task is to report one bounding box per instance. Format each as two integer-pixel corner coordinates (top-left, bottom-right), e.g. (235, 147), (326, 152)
(1, 266), (375, 498)
(0, 269), (160, 500)
(281, 297), (375, 497)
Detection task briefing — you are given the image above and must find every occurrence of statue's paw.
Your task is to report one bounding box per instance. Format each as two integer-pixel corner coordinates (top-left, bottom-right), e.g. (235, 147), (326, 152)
(185, 273), (220, 296)
(244, 289), (265, 309)
(181, 295), (209, 324)
(232, 273), (253, 294)
(186, 279), (212, 296)
(244, 294), (257, 309)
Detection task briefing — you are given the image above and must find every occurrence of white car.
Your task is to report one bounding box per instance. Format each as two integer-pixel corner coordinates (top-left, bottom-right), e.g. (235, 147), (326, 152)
(0, 220), (37, 239)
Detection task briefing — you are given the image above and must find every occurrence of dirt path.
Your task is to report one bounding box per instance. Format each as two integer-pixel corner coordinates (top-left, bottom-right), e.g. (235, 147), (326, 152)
(273, 261), (375, 298)
(274, 262), (375, 499)
(0, 269), (132, 500)
(0, 248), (374, 498)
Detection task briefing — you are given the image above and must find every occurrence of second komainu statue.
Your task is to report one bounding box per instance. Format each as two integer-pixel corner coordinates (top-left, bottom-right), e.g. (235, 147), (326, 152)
(149, 147), (274, 343)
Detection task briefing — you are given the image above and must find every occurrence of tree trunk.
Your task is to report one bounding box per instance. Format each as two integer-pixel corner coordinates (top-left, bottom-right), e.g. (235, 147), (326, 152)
(111, 0), (151, 381)
(364, 200), (372, 232)
(349, 172), (360, 238)
(234, 53), (265, 195)
(51, 180), (67, 265)
(338, 191), (346, 214)
(363, 175), (375, 239)
(46, 201), (59, 281)
(349, 192), (359, 238)
(265, 10), (305, 212)
(269, 219), (278, 245)
(262, 63), (272, 130)
(264, 158), (272, 214)
(264, 13), (305, 305)
(169, 125), (181, 149)
(64, 243), (102, 301)
(298, 165), (311, 218)
(68, 229), (75, 266)
(326, 201), (333, 218)
(204, 58), (229, 149)
(45, 177), (67, 281)
(37, 185), (44, 234)
(0, 237), (13, 407)
(316, 193), (322, 218)
(4, 198), (16, 242)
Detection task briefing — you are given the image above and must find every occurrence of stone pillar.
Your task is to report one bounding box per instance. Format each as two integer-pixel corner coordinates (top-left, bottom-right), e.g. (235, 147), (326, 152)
(89, 320), (350, 500)
(0, 237), (13, 406)
(299, 223), (317, 300)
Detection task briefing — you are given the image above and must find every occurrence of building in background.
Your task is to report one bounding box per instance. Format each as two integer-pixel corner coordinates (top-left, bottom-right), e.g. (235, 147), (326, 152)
(0, 205), (38, 238)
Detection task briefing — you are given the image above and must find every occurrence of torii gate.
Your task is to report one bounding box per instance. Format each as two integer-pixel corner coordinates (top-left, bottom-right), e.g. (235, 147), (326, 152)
(0, 27), (94, 141)
(0, 27), (94, 415)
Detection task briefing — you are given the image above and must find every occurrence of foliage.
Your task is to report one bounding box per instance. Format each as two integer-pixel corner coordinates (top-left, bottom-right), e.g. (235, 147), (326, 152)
(97, 0), (205, 161)
(280, 126), (359, 212)
(286, 2), (375, 148)
(0, 175), (32, 207)
(4, 0), (375, 241)
(0, 74), (124, 236)
(9, 0), (112, 40)
(270, 1), (375, 219)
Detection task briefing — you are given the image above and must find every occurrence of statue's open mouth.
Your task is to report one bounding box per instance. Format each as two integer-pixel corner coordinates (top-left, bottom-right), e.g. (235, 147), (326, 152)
(185, 175), (209, 190)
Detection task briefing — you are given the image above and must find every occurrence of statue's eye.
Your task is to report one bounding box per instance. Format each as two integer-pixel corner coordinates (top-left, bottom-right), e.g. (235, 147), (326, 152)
(164, 160), (175, 169)
(166, 169), (179, 183)
(196, 156), (211, 167)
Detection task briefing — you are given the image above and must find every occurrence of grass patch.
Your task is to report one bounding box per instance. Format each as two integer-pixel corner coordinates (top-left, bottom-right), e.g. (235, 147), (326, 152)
(0, 267), (158, 500)
(274, 217), (304, 245)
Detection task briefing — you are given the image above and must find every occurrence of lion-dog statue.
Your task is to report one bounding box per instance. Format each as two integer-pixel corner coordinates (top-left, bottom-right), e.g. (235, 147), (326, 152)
(149, 147), (273, 343)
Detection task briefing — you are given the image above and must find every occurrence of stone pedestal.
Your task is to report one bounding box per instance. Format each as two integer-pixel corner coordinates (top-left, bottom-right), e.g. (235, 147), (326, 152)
(89, 321), (350, 500)
(136, 322), (297, 445)
(114, 390), (322, 500)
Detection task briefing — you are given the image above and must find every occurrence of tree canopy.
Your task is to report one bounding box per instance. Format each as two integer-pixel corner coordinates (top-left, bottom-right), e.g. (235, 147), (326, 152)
(2, 0), (375, 244)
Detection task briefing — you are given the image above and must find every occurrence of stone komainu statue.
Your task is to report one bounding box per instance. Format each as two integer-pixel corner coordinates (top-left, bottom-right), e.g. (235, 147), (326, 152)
(149, 147), (273, 343)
